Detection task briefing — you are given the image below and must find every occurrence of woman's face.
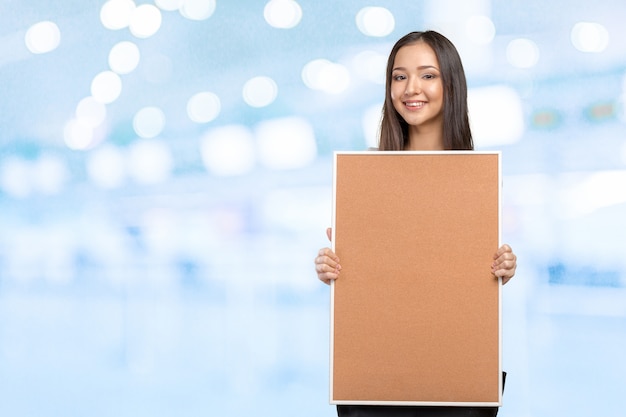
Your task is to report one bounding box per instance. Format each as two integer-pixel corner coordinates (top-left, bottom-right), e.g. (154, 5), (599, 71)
(390, 42), (444, 132)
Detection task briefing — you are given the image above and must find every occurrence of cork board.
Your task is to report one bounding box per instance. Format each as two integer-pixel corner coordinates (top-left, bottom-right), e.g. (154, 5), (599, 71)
(330, 151), (501, 406)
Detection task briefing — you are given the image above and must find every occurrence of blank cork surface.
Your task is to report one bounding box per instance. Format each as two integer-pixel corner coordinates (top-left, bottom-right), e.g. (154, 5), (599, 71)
(330, 151), (501, 406)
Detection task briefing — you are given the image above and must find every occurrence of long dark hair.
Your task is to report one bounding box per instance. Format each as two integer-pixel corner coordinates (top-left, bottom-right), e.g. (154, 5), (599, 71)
(378, 31), (473, 151)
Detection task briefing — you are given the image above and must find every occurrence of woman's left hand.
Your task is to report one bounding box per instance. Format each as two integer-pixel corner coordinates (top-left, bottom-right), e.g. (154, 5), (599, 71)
(492, 244), (517, 285)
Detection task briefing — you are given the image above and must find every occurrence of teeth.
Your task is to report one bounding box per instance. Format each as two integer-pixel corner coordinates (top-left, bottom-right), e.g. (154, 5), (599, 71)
(406, 102), (424, 108)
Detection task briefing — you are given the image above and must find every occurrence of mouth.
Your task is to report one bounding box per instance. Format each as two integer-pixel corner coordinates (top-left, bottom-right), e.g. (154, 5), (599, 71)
(404, 100), (426, 109)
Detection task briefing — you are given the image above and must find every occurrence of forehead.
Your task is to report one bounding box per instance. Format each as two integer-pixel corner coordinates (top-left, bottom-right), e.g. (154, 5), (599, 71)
(393, 42), (439, 68)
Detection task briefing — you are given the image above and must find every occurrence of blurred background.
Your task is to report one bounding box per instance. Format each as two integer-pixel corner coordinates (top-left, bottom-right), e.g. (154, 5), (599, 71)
(1, 0), (625, 415)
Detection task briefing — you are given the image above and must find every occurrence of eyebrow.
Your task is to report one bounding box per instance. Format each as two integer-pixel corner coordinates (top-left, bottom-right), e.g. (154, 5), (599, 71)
(392, 65), (440, 72)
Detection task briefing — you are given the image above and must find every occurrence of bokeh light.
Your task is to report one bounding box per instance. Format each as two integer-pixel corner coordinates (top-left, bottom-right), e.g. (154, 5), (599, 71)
(264, 0), (303, 29)
(352, 50), (386, 84)
(200, 125), (256, 176)
(255, 117), (317, 170)
(25, 21), (61, 54)
(187, 92), (221, 123)
(302, 59), (351, 94)
(571, 22), (610, 53)
(33, 155), (68, 195)
(243, 76), (278, 108)
(100, 0), (135, 30)
(86, 145), (127, 189)
(506, 38), (540, 69)
(133, 107), (166, 138)
(64, 119), (95, 150)
(356, 7), (395, 37)
(109, 41), (140, 74)
(127, 140), (173, 184)
(561, 171), (626, 218)
(91, 71), (123, 104)
(468, 85), (524, 147)
(76, 97), (107, 128)
(129, 4), (162, 38)
(465, 15), (496, 45)
(180, 0), (216, 21)
(0, 157), (32, 198)
(155, 0), (183, 11)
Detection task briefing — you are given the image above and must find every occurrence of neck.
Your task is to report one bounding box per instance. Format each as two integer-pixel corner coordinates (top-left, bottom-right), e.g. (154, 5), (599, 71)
(405, 125), (444, 150)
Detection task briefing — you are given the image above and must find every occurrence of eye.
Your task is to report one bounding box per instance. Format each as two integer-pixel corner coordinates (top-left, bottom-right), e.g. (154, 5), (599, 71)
(422, 73), (437, 80)
(393, 74), (406, 81)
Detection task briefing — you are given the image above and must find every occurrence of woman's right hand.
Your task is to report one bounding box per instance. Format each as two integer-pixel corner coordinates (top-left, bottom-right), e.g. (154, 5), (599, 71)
(314, 228), (342, 285)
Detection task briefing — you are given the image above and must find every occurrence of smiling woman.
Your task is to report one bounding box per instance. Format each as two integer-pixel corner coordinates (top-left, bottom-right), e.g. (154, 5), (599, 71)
(314, 31), (517, 417)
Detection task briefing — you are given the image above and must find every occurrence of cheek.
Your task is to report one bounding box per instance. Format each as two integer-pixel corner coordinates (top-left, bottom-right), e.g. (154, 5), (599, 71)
(390, 85), (402, 101)
(429, 83), (444, 100)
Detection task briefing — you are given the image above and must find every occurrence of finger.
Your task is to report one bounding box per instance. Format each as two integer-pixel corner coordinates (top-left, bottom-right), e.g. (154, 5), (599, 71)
(315, 256), (342, 275)
(326, 227), (332, 242)
(492, 259), (515, 273)
(493, 248), (516, 264)
(493, 256), (516, 270)
(493, 253), (517, 270)
(315, 258), (341, 273)
(494, 270), (515, 285)
(493, 243), (512, 259)
(493, 262), (516, 283)
(493, 265), (515, 277)
(316, 261), (341, 284)
(318, 270), (340, 285)
(318, 247), (340, 263)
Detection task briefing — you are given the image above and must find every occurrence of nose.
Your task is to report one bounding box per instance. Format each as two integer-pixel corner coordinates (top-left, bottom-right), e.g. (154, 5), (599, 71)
(404, 77), (421, 96)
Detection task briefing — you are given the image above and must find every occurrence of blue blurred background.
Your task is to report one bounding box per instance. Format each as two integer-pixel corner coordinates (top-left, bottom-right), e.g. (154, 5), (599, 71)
(1, 0), (625, 416)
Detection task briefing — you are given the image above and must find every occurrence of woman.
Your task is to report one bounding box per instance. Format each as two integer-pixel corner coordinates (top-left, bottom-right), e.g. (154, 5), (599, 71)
(314, 31), (517, 416)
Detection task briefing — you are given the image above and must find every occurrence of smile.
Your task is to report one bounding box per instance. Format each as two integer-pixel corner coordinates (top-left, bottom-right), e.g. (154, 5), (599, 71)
(404, 101), (426, 109)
